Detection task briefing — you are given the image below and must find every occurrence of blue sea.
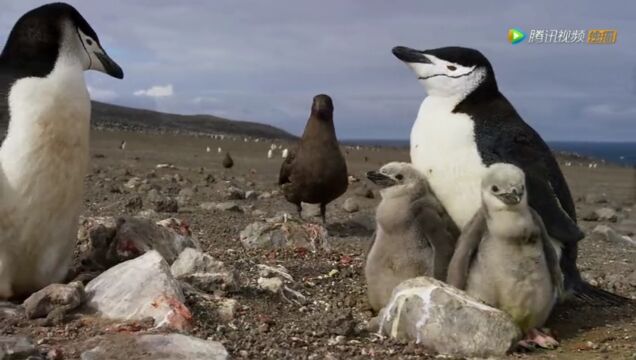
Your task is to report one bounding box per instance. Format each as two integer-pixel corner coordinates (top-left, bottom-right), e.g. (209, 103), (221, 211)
(342, 139), (636, 167)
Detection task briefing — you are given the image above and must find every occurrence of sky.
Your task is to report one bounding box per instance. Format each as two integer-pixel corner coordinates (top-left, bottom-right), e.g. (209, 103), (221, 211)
(1, 1), (635, 141)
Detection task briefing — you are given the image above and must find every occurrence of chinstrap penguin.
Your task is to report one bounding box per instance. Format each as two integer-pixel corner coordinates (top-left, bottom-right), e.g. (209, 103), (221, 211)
(392, 45), (625, 304)
(0, 2), (123, 299)
(365, 162), (458, 312)
(279, 94), (348, 224)
(447, 163), (562, 349)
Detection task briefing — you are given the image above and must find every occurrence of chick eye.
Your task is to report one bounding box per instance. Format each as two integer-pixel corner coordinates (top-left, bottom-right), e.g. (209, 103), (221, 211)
(491, 185), (499, 192)
(447, 65), (457, 71)
(86, 39), (93, 46)
(396, 174), (404, 180)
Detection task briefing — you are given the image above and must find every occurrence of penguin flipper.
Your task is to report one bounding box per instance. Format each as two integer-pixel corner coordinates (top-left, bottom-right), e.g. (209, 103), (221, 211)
(447, 208), (487, 289)
(413, 203), (457, 281)
(531, 208), (564, 297)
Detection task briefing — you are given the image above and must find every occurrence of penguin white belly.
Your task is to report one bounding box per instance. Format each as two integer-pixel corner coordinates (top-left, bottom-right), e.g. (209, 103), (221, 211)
(467, 235), (556, 330)
(410, 96), (486, 229)
(0, 61), (90, 296)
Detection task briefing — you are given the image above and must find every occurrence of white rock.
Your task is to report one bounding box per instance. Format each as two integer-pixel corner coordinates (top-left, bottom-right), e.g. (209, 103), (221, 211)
(0, 336), (39, 359)
(343, 198), (360, 213)
(239, 217), (328, 251)
(257, 264), (294, 283)
(77, 216), (198, 269)
(171, 249), (239, 294)
(23, 281), (85, 320)
(593, 225), (636, 246)
(377, 276), (521, 358)
(216, 298), (239, 323)
(216, 202), (242, 212)
(257, 277), (283, 294)
(225, 187), (245, 200)
(81, 334), (228, 360)
(171, 248), (226, 277)
(584, 193), (608, 204)
(0, 302), (22, 318)
(124, 177), (142, 190)
(200, 202), (217, 211)
(258, 192), (272, 200)
(137, 209), (158, 219)
(84, 251), (191, 330)
(245, 190), (260, 200)
(155, 163), (175, 169)
(595, 207), (618, 222)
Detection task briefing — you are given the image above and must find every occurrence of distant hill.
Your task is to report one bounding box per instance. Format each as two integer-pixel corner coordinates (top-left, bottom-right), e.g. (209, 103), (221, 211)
(90, 101), (295, 139)
(0, 100), (296, 140)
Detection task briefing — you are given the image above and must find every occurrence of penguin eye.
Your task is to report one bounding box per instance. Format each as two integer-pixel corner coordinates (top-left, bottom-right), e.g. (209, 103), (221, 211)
(395, 174), (404, 180)
(86, 38), (93, 46)
(491, 185), (499, 193)
(447, 65), (457, 71)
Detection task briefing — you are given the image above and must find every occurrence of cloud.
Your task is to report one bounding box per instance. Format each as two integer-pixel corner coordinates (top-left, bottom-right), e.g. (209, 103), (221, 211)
(192, 96), (220, 104)
(87, 86), (118, 102)
(134, 84), (174, 98)
(2, 0), (634, 141)
(583, 103), (636, 119)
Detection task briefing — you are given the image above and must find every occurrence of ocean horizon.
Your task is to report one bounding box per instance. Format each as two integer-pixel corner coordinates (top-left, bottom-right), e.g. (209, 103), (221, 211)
(341, 139), (636, 167)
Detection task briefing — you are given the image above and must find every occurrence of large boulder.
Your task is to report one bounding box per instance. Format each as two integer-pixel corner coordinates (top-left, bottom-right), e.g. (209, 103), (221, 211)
(239, 216), (328, 251)
(77, 216), (199, 270)
(23, 281), (85, 323)
(171, 248), (239, 295)
(0, 336), (40, 360)
(594, 207), (618, 222)
(81, 334), (228, 360)
(84, 251), (191, 331)
(592, 225), (636, 246)
(377, 277), (521, 358)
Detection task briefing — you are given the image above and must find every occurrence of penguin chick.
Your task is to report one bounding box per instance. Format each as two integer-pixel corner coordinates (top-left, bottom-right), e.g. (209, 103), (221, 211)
(447, 163), (563, 349)
(365, 162), (458, 312)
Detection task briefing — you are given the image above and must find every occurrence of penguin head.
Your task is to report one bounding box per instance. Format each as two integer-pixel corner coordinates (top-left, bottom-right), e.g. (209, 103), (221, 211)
(311, 94), (334, 120)
(392, 46), (496, 98)
(481, 163), (527, 210)
(2, 3), (123, 79)
(367, 162), (426, 188)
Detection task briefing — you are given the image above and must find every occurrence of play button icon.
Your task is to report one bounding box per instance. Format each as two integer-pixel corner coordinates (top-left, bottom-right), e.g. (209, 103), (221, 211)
(508, 28), (526, 44)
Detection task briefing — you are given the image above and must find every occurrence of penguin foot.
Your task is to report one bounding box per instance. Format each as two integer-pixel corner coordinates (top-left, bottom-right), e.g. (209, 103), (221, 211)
(517, 328), (559, 350)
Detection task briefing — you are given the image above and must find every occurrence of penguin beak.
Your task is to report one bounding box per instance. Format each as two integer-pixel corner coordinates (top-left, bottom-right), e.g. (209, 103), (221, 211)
(93, 50), (124, 79)
(392, 46), (432, 64)
(496, 189), (523, 205)
(367, 171), (397, 187)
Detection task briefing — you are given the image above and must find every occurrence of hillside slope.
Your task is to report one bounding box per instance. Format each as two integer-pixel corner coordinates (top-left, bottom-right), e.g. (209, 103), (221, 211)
(0, 100), (295, 139)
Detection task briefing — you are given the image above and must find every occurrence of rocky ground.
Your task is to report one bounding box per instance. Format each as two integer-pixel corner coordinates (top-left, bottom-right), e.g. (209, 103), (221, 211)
(1, 130), (635, 359)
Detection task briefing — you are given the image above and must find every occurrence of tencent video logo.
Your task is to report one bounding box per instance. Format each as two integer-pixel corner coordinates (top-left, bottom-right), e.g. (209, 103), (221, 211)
(507, 28), (617, 45)
(508, 28), (526, 44)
